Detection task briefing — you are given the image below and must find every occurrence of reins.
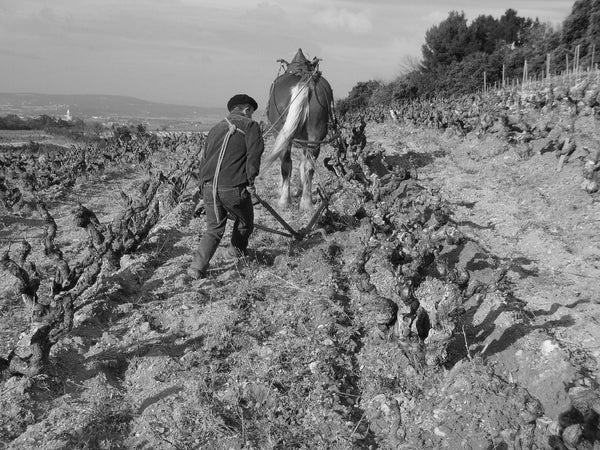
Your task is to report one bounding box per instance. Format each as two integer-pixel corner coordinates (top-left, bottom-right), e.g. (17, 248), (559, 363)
(212, 117), (245, 222)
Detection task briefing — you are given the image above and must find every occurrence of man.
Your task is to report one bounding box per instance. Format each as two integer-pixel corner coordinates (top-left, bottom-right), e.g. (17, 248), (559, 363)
(188, 94), (264, 279)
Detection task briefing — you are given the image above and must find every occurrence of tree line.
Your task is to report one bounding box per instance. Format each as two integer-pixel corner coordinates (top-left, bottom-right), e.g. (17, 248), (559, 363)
(338, 0), (600, 114)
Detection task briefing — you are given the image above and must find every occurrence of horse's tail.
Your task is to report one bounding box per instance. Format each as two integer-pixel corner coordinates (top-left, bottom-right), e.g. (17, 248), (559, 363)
(264, 82), (310, 168)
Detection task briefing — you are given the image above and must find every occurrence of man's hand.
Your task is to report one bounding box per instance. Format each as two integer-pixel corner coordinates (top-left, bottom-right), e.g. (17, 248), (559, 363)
(246, 184), (257, 197)
(194, 200), (206, 217)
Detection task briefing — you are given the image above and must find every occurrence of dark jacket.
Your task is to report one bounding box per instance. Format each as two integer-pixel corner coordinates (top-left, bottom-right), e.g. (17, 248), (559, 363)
(200, 110), (264, 187)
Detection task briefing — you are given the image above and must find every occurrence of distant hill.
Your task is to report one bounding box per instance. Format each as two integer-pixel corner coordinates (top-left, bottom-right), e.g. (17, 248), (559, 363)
(0, 93), (225, 121)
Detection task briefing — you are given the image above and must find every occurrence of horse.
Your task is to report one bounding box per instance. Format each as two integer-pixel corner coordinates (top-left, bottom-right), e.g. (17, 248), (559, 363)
(264, 49), (334, 210)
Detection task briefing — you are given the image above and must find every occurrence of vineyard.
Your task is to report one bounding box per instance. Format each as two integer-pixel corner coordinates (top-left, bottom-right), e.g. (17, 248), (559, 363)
(0, 79), (599, 449)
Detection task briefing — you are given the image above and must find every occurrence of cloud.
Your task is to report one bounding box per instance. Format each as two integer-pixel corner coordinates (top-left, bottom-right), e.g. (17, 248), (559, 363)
(0, 0), (577, 107)
(423, 10), (451, 26)
(0, 47), (40, 59)
(311, 7), (372, 34)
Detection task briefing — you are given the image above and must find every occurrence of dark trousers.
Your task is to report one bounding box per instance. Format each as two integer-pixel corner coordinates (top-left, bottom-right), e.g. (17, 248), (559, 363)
(191, 183), (253, 273)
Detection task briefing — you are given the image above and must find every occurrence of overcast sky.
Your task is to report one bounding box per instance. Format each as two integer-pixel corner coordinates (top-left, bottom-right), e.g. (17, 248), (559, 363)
(0, 0), (573, 108)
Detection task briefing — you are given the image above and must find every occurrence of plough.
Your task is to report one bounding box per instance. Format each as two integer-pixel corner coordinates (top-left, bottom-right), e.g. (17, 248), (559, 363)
(254, 187), (328, 240)
(227, 186), (329, 241)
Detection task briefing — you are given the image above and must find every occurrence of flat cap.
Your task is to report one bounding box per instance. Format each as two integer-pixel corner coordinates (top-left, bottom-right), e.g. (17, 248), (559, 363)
(227, 94), (258, 112)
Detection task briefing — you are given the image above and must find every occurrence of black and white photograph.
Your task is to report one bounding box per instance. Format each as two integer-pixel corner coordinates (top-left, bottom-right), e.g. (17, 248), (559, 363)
(1, 0), (599, 448)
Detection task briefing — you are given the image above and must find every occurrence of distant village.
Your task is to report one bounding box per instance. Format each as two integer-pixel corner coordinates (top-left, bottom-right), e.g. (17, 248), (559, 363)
(0, 106), (212, 152)
(0, 106), (209, 139)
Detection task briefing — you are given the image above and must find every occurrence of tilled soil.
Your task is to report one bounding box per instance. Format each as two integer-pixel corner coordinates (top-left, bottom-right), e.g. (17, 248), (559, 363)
(0, 120), (599, 449)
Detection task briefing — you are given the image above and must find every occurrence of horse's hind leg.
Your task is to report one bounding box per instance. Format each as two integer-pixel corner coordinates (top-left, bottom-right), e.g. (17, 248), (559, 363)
(299, 147), (318, 211)
(278, 144), (292, 209)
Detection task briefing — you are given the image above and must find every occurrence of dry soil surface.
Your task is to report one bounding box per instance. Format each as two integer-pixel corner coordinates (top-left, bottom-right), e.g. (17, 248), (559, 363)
(370, 122), (600, 418)
(0, 121), (599, 449)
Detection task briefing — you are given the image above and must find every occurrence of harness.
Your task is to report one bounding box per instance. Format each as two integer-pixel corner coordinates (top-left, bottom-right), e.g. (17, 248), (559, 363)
(212, 117), (245, 222)
(261, 61), (344, 198)
(263, 61), (337, 151)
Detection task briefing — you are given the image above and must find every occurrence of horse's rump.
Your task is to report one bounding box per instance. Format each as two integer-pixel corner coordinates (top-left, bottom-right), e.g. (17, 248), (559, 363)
(266, 72), (333, 141)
